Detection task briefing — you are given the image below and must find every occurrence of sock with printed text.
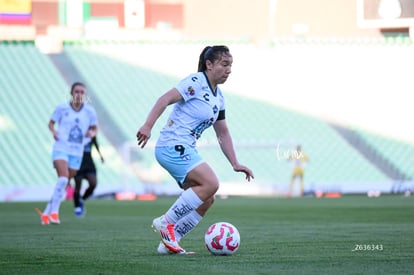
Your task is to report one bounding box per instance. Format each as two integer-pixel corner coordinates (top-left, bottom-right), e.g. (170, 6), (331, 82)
(174, 210), (203, 242)
(164, 188), (203, 224)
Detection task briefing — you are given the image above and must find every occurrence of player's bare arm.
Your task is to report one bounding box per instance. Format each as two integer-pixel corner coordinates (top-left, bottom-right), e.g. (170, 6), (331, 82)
(213, 119), (254, 181)
(137, 88), (183, 148)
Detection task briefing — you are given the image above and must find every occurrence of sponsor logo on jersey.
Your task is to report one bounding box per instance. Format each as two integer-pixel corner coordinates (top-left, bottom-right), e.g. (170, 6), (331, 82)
(187, 86), (195, 96)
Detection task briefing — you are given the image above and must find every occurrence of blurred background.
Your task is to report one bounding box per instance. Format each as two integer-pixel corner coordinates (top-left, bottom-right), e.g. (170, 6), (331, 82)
(1, 0), (413, 201)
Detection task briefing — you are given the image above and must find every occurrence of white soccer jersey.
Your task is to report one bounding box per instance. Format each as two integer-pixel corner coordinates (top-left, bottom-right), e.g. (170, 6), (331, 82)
(157, 72), (226, 147)
(51, 102), (98, 156)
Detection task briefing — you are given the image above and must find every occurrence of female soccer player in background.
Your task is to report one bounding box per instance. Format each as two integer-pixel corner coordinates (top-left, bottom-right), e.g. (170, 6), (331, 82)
(39, 82), (98, 225)
(136, 45), (254, 254)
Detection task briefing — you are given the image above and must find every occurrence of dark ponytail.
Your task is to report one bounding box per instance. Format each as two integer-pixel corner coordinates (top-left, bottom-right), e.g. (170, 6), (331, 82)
(197, 45), (230, 72)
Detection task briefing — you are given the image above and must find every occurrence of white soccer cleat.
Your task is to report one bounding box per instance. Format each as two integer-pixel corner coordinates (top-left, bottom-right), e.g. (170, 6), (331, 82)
(151, 216), (183, 254)
(157, 241), (195, 255)
(157, 241), (172, 254)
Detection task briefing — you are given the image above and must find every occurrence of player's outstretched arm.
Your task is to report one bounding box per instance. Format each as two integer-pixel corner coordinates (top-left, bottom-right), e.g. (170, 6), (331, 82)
(213, 119), (254, 182)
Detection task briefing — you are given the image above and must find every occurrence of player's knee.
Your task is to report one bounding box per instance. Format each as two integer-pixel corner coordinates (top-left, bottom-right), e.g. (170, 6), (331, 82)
(186, 176), (219, 193)
(205, 179), (219, 195)
(206, 195), (215, 207)
(189, 180), (219, 201)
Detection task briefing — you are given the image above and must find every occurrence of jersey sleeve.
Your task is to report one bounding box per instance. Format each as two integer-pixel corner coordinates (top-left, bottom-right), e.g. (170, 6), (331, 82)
(50, 104), (63, 122)
(174, 73), (202, 102)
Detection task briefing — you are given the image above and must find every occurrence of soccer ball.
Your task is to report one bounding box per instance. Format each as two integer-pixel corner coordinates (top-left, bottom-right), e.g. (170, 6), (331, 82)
(204, 222), (240, 255)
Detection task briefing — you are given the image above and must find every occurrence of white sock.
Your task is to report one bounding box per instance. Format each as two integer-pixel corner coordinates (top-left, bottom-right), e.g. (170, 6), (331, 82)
(174, 210), (203, 242)
(44, 177), (68, 214)
(165, 188), (203, 224)
(43, 201), (52, 215)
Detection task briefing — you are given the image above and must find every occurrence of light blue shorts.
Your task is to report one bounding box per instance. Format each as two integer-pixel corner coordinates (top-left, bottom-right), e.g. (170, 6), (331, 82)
(155, 145), (204, 188)
(52, 151), (82, 170)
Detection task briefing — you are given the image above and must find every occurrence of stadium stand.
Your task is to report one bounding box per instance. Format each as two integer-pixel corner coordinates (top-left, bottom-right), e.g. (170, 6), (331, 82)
(355, 129), (414, 180)
(62, 41), (389, 191)
(0, 41), (65, 188)
(2, 40), (413, 199)
(0, 41), (127, 201)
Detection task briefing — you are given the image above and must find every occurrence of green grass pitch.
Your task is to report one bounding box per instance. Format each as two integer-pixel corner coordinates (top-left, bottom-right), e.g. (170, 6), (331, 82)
(0, 195), (413, 274)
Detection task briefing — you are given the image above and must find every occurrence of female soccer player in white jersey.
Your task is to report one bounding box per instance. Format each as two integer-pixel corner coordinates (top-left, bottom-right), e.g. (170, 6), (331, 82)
(39, 82), (98, 225)
(136, 45), (254, 254)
